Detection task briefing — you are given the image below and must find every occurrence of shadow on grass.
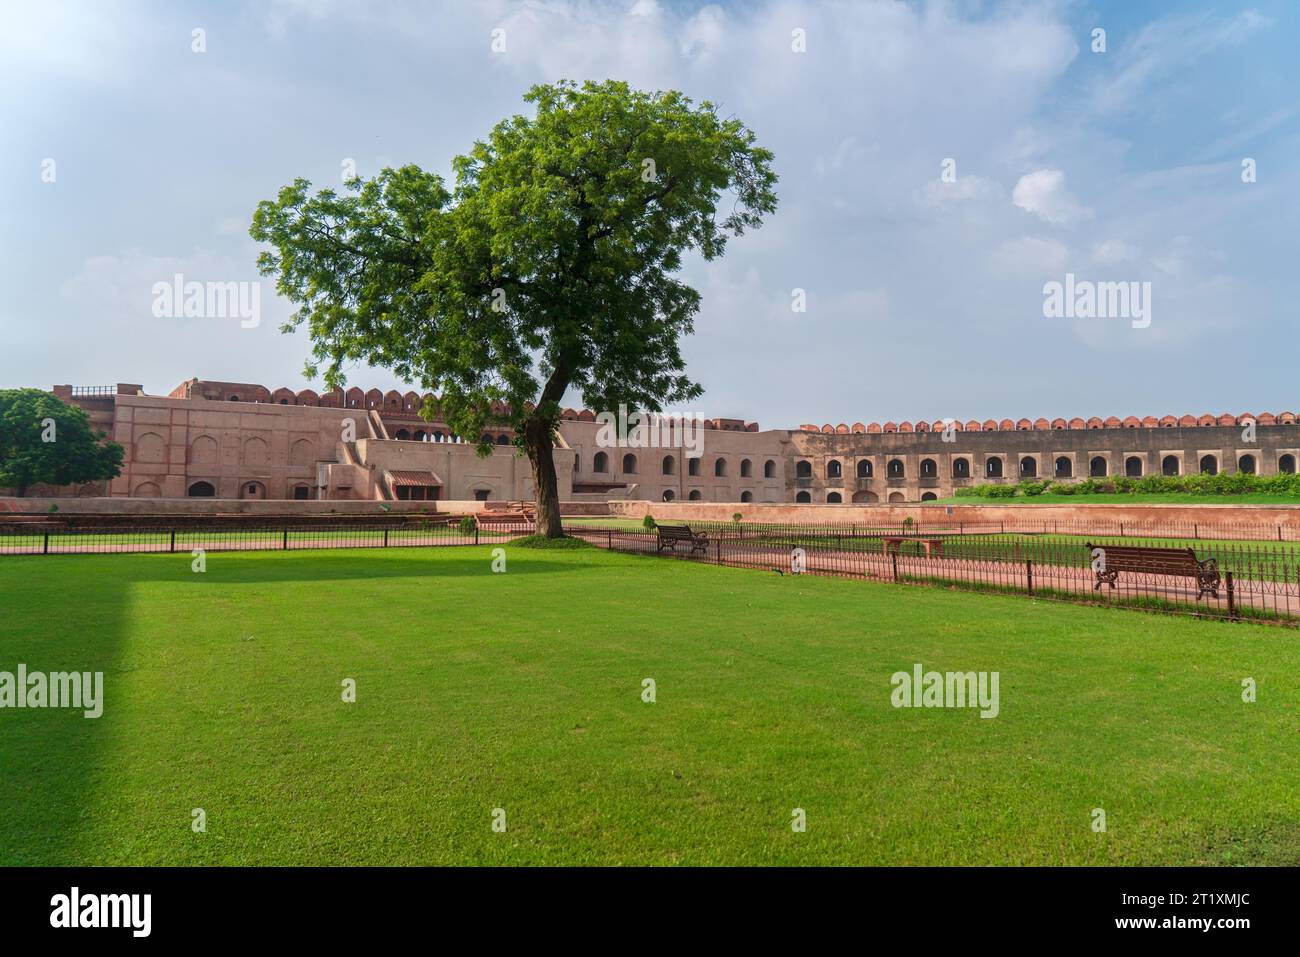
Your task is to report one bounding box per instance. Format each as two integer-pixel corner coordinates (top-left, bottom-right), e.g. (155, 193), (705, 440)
(0, 544), (598, 864)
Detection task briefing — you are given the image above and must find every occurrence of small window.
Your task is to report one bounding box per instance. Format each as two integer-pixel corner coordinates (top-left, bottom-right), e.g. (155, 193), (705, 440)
(887, 459), (904, 478)
(688, 458), (701, 477)
(1125, 456), (1143, 477)
(952, 459), (969, 479)
(740, 491), (752, 503)
(857, 460), (873, 478)
(827, 459), (842, 479)
(921, 458), (936, 478)
(796, 460), (812, 478)
(662, 489), (675, 502)
(1019, 457), (1036, 478)
(1090, 456), (1107, 477)
(593, 451), (608, 473)
(714, 458), (727, 477)
(662, 455), (676, 475)
(796, 491), (811, 503)
(1280, 454), (1296, 474)
(688, 490), (702, 501)
(474, 489), (490, 502)
(1200, 455), (1218, 475)
(740, 459), (753, 478)
(764, 460), (776, 479)
(827, 492), (842, 503)
(622, 453), (638, 474)
(1161, 455), (1179, 476)
(1238, 454), (1256, 474)
(985, 457), (1002, 478)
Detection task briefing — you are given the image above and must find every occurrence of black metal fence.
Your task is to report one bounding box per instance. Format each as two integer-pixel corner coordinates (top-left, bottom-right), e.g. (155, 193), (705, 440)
(5, 516), (1300, 626)
(565, 524), (1300, 627)
(0, 522), (534, 555)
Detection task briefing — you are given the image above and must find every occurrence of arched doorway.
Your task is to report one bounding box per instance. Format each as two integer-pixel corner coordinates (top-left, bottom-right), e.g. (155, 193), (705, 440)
(187, 481), (215, 497)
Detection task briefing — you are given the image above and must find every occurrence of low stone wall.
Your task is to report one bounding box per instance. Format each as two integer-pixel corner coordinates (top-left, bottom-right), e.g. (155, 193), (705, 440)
(0, 496), (609, 519)
(609, 500), (1300, 531)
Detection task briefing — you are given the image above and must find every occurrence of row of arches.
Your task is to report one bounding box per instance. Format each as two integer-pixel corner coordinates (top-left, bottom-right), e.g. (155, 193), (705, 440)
(392, 429), (472, 443)
(183, 480), (311, 499)
(793, 490), (936, 503)
(660, 489), (759, 502)
(584, 453), (778, 479)
(798, 453), (1297, 480)
(142, 434), (316, 468)
(803, 413), (1299, 434)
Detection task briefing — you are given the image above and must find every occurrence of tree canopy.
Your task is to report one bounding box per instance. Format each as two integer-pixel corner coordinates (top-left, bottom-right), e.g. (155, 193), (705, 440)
(0, 389), (125, 496)
(252, 79), (777, 533)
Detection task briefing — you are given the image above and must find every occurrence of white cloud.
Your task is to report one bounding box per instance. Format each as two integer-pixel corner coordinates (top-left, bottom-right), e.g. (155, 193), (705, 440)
(1012, 169), (1090, 225)
(1090, 10), (1272, 115)
(1091, 239), (1135, 265)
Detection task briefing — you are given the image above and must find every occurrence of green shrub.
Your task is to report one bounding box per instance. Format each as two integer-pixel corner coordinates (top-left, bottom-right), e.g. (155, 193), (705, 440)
(952, 470), (1300, 499)
(642, 514), (657, 530)
(458, 515), (478, 535)
(511, 534), (592, 549)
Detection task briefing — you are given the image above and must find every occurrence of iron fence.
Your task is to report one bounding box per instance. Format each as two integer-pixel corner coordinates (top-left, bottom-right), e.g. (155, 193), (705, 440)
(0, 521), (534, 556)
(565, 524), (1300, 627)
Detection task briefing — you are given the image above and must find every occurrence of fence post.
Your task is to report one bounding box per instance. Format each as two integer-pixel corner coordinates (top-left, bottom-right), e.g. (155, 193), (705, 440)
(608, 529), (612, 550)
(1194, 523), (1199, 540)
(1026, 559), (1033, 596)
(716, 537), (721, 564)
(283, 528), (288, 550)
(475, 524), (480, 546)
(890, 551), (898, 582)
(1120, 522), (1124, 537)
(170, 529), (176, 554)
(1226, 571), (1236, 620)
(384, 528), (389, 548)
(43, 531), (49, 555)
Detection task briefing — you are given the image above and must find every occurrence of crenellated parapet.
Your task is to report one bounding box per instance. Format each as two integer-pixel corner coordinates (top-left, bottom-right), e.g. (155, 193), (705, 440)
(798, 412), (1294, 434)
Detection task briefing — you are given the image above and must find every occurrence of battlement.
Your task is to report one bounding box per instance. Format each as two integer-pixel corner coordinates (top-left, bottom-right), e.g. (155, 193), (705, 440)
(798, 412), (1296, 435)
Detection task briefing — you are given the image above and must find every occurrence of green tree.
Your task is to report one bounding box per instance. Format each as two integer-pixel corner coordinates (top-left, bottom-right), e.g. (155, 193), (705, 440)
(0, 389), (124, 496)
(251, 79), (777, 536)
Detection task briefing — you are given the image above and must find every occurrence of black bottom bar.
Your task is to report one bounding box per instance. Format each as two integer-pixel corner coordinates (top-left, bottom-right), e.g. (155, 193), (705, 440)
(0, 866), (1279, 942)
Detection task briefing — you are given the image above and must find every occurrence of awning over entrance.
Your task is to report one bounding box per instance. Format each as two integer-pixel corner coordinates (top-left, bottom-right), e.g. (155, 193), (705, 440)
(387, 469), (443, 488)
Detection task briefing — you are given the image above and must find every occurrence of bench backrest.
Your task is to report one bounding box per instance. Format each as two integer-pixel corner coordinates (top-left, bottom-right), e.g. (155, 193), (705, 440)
(1086, 543), (1199, 575)
(658, 524), (696, 539)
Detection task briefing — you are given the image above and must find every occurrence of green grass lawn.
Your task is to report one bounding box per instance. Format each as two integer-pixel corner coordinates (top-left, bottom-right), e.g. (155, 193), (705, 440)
(1, 544), (1296, 866)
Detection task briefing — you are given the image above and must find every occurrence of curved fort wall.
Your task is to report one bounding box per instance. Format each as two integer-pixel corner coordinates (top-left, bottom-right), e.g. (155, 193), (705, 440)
(16, 380), (1299, 504)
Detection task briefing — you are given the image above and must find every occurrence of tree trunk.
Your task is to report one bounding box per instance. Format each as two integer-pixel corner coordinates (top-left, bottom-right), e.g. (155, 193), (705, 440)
(523, 416), (563, 538)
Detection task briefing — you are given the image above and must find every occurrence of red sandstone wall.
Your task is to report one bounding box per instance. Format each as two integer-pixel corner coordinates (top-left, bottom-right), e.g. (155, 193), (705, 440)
(608, 500), (1300, 530)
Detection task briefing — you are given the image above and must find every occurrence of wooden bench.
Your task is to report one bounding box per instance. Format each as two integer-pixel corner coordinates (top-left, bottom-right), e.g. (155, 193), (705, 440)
(882, 536), (947, 559)
(657, 524), (709, 555)
(1085, 543), (1220, 598)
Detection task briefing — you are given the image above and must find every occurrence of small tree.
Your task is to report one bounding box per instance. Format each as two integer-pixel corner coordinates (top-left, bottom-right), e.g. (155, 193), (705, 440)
(251, 80), (776, 537)
(642, 514), (656, 530)
(0, 389), (124, 496)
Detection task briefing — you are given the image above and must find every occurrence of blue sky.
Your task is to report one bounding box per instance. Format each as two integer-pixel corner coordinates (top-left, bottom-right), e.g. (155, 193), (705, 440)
(2, 0), (1296, 427)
